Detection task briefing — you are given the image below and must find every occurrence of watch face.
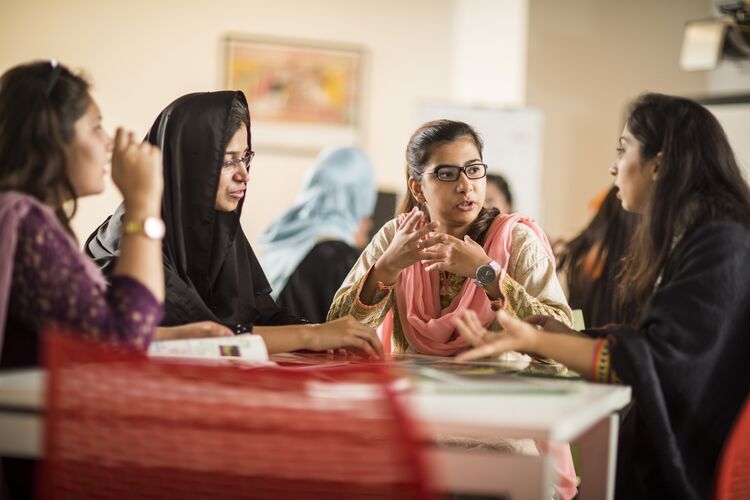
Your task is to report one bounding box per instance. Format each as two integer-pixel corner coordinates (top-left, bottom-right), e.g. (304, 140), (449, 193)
(143, 217), (165, 239)
(476, 265), (496, 284)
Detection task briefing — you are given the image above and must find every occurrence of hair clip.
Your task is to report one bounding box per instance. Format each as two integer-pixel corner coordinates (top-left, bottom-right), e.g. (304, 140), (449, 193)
(45, 59), (62, 97)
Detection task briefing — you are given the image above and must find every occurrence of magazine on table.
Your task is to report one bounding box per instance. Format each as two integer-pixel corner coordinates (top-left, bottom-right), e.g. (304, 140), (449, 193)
(147, 334), (269, 364)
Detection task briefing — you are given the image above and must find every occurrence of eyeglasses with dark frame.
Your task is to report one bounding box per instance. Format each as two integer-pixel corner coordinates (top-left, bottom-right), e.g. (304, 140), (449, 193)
(222, 150), (255, 172)
(421, 163), (488, 182)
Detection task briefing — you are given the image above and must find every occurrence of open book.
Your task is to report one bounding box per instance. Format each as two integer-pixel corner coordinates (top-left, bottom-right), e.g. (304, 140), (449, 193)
(147, 334), (269, 364)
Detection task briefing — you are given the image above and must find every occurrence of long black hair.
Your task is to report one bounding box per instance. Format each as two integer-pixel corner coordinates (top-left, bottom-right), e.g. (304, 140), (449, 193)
(0, 61), (91, 236)
(559, 186), (639, 327)
(617, 93), (750, 322)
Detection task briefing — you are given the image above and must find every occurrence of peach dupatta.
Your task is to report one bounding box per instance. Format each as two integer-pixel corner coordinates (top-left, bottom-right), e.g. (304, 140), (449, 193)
(381, 213), (554, 356)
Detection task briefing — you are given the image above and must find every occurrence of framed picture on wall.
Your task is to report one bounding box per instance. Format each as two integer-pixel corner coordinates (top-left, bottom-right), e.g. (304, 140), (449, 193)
(225, 35), (366, 153)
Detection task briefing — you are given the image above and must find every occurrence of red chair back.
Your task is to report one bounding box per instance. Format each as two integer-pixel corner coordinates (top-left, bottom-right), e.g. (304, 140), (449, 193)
(38, 331), (432, 499)
(715, 394), (750, 500)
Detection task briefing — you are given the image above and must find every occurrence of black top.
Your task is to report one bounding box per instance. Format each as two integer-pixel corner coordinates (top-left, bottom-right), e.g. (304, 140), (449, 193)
(276, 240), (360, 324)
(85, 91), (302, 329)
(591, 219), (750, 500)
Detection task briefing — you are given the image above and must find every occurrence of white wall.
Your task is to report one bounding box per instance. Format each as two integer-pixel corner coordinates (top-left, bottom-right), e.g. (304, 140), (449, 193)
(451, 0), (528, 107)
(0, 0), (455, 249)
(526, 0), (710, 238)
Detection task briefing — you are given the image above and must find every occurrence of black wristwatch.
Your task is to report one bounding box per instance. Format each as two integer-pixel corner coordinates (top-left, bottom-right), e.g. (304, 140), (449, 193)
(474, 260), (502, 288)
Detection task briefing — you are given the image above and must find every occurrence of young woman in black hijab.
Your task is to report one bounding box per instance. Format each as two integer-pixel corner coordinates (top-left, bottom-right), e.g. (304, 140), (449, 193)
(86, 91), (382, 358)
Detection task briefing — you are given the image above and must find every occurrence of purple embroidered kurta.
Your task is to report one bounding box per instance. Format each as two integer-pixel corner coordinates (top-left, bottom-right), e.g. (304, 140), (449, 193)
(1, 194), (162, 369)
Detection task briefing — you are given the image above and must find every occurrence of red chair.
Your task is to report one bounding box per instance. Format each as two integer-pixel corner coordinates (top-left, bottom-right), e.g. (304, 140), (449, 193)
(715, 394), (750, 500)
(38, 330), (432, 500)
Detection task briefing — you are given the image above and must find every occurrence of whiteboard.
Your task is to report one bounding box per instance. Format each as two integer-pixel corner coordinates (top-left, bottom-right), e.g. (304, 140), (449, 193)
(705, 101), (750, 186)
(418, 104), (544, 222)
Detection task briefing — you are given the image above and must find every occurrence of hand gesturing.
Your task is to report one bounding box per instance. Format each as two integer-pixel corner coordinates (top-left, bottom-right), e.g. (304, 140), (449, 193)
(377, 207), (444, 275)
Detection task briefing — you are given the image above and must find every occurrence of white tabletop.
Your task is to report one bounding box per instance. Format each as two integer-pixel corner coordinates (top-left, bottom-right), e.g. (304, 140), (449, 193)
(0, 367), (630, 449)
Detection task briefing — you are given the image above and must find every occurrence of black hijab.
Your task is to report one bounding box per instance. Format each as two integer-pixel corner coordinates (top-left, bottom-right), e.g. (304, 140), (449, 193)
(86, 91), (302, 328)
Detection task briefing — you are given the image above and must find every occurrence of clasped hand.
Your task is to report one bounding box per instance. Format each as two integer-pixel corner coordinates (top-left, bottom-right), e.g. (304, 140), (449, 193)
(378, 207), (492, 278)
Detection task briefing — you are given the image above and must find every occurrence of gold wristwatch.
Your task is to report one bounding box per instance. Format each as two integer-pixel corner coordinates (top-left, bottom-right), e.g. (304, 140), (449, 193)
(122, 216), (165, 240)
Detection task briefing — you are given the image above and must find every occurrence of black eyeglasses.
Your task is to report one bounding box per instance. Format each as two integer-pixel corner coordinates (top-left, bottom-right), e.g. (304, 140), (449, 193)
(422, 163), (487, 182)
(222, 150), (255, 172)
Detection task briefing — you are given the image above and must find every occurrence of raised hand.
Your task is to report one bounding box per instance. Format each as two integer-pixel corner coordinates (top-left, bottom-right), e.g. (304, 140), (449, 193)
(376, 207), (443, 278)
(111, 127), (163, 215)
(422, 233), (493, 278)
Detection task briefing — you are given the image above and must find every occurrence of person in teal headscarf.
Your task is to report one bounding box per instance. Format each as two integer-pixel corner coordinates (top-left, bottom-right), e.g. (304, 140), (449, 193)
(259, 146), (377, 323)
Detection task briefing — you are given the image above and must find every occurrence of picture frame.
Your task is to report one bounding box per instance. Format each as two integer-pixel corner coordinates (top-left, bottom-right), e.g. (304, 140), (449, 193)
(225, 35), (366, 153)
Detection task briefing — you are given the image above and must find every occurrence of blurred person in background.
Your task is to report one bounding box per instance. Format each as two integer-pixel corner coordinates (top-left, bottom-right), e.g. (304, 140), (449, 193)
(483, 172), (514, 214)
(259, 146), (376, 324)
(556, 185), (639, 328)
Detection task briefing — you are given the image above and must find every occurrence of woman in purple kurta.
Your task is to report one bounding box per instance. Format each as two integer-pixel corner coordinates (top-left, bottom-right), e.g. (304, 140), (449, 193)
(0, 62), (165, 370)
(0, 61), (165, 499)
(0, 191), (162, 369)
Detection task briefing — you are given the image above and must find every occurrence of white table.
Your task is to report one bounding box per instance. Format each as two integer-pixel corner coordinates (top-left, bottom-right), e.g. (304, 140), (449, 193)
(0, 368), (630, 499)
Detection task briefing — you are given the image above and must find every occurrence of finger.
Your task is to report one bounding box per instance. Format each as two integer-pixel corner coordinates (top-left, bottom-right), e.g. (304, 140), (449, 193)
(453, 316), (484, 346)
(414, 221), (439, 240)
(349, 326), (384, 359)
(418, 233), (446, 249)
(400, 208), (423, 232)
(464, 310), (486, 334)
(496, 310), (540, 341)
(419, 250), (447, 261)
(439, 233), (463, 245)
(348, 336), (378, 359)
(456, 338), (513, 362)
(424, 262), (445, 273)
(113, 128), (127, 153)
(359, 330), (385, 359)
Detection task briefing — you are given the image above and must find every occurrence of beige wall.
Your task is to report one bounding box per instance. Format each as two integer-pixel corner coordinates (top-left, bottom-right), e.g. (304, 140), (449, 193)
(0, 0), (455, 248)
(526, 0), (710, 239)
(4, 0), (744, 246)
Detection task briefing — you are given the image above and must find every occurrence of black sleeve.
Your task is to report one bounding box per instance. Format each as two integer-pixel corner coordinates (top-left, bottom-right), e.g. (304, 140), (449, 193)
(607, 221), (750, 500)
(253, 292), (308, 326)
(161, 263), (221, 326)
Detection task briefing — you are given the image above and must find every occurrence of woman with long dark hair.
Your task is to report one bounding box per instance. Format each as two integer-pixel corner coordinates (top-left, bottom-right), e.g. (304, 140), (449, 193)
(0, 60), (164, 498)
(0, 60), (164, 368)
(328, 119), (577, 499)
(454, 93), (750, 499)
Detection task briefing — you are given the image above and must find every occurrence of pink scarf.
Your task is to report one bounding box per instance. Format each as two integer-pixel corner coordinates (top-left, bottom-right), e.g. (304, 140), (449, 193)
(0, 191), (106, 358)
(381, 214), (554, 356)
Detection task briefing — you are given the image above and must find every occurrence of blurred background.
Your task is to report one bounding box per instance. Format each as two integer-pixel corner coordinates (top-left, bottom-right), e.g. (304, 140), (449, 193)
(1, 0), (748, 251)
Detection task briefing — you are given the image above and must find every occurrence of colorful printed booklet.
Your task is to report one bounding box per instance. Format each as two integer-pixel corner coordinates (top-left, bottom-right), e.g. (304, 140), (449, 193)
(147, 334), (269, 364)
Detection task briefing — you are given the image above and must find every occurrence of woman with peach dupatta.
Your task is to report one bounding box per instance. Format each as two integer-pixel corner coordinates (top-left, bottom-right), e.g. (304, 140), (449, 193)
(328, 119), (576, 499)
